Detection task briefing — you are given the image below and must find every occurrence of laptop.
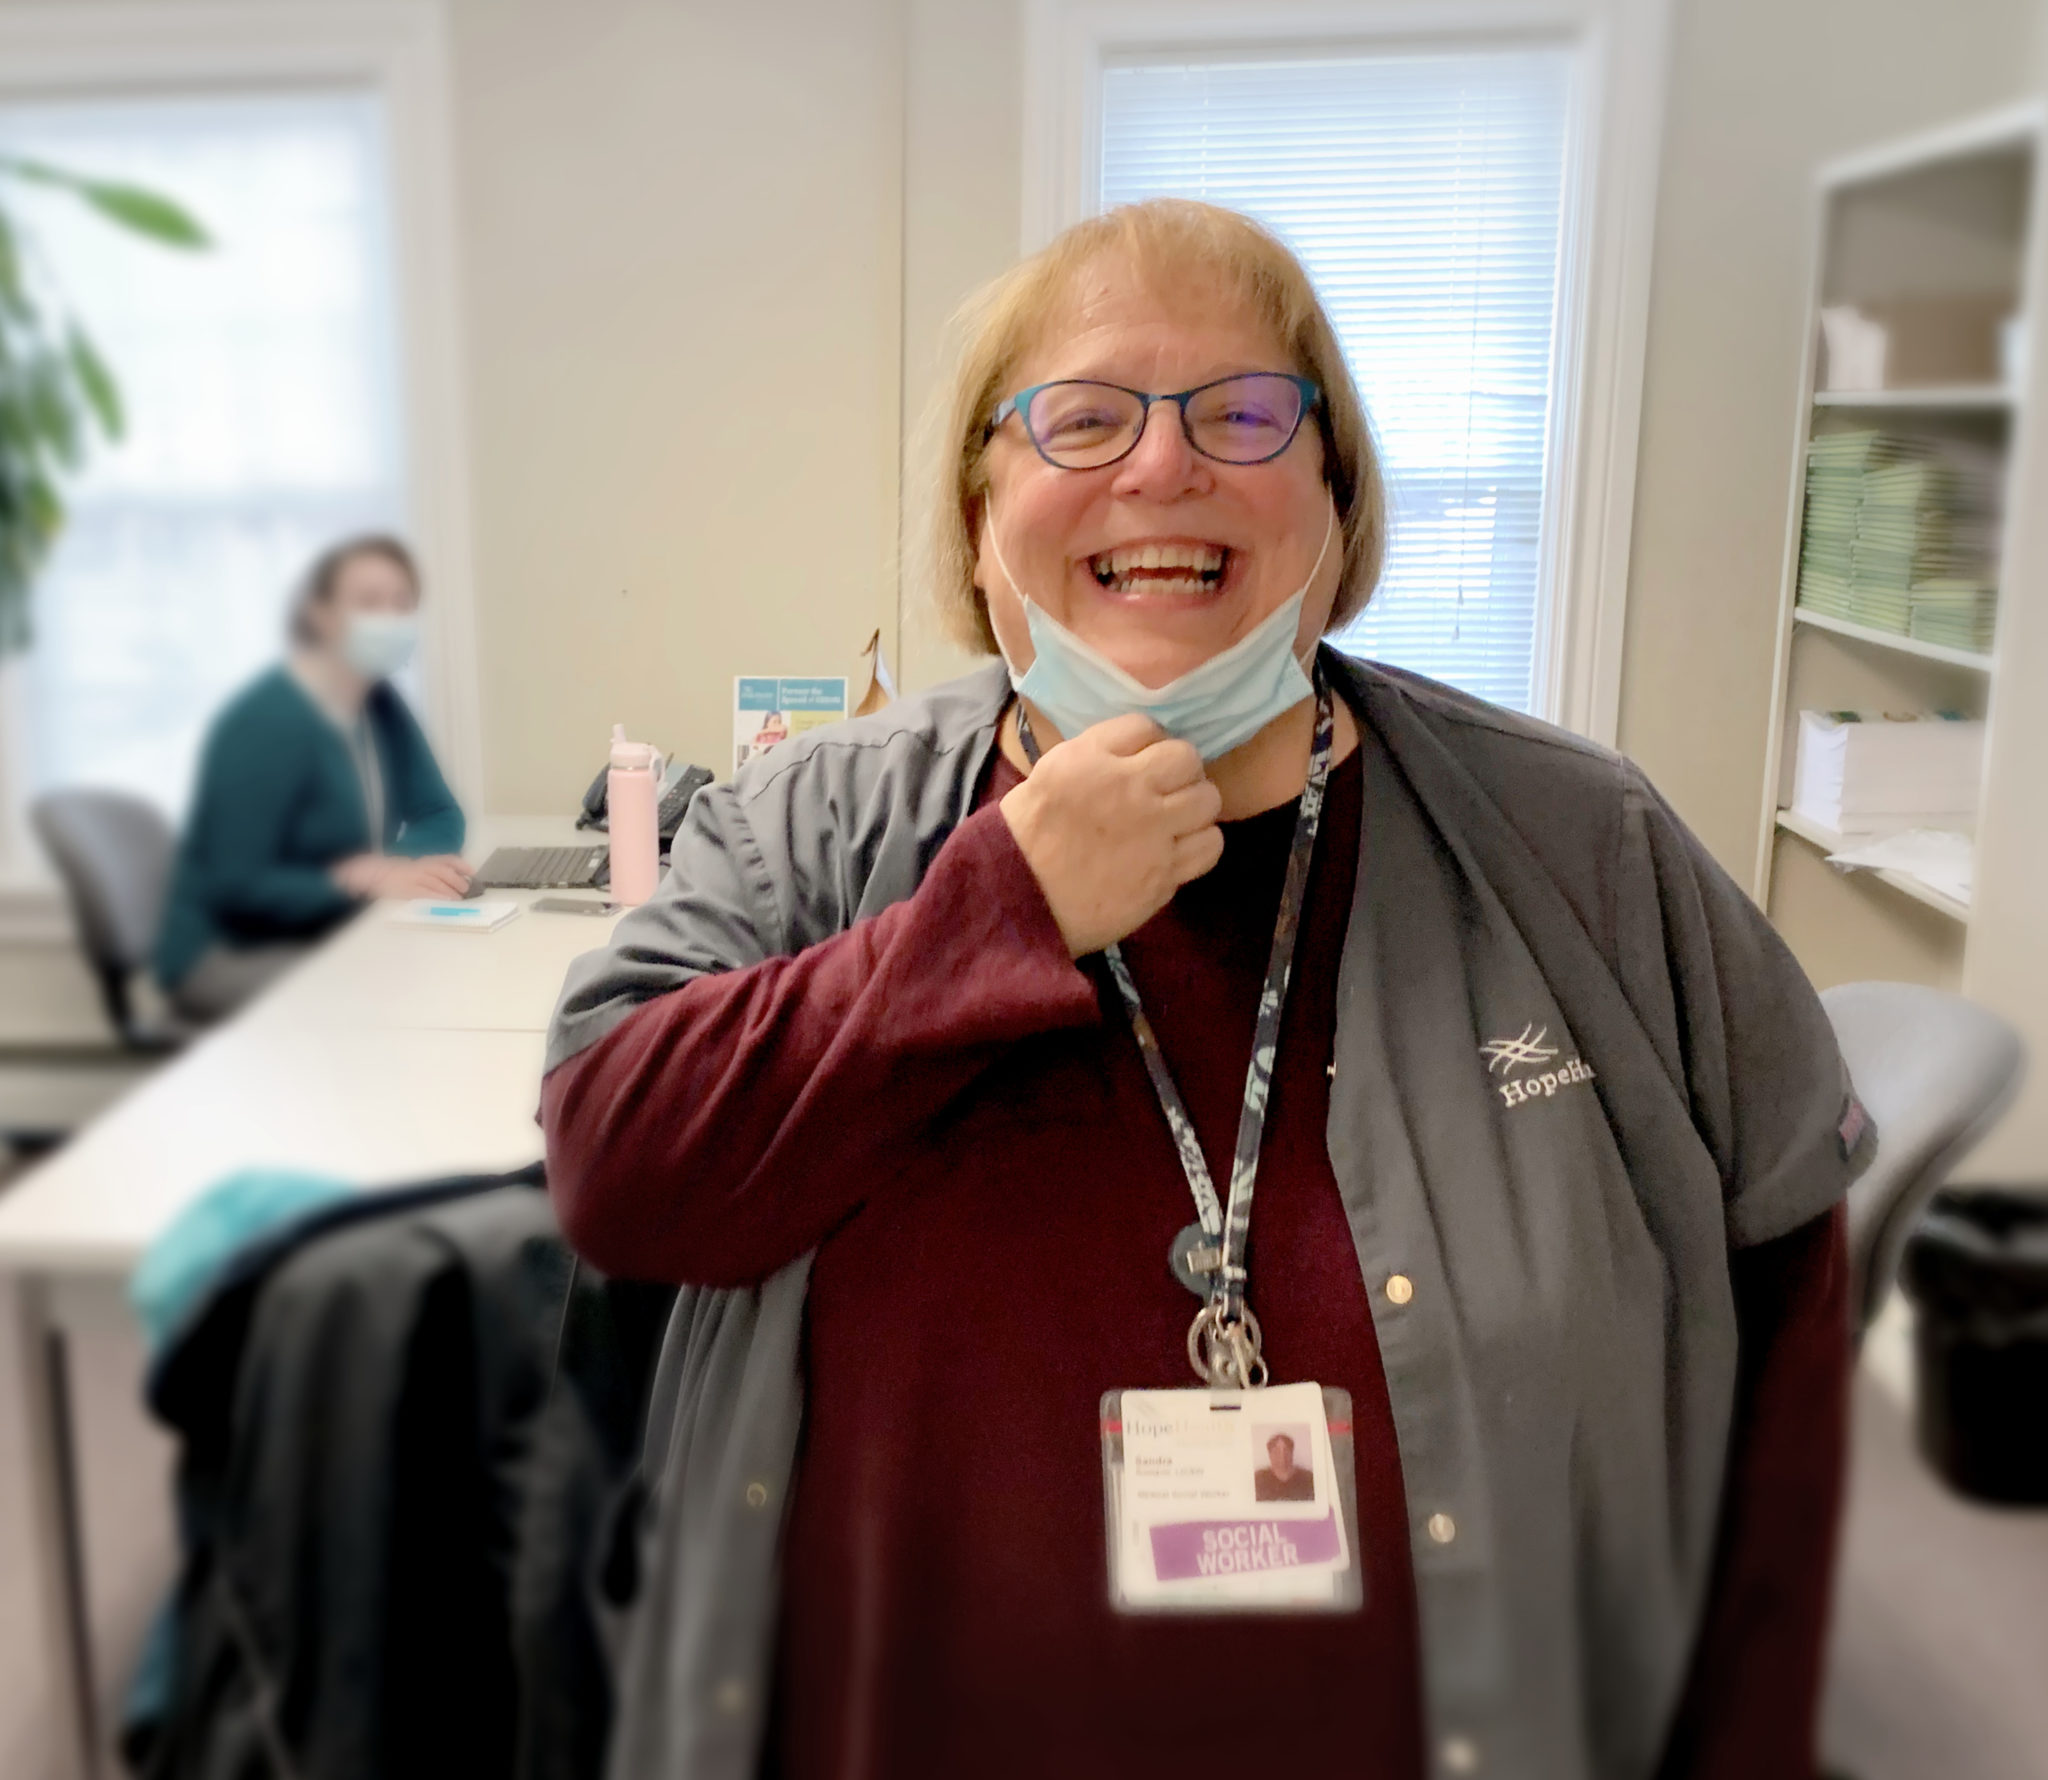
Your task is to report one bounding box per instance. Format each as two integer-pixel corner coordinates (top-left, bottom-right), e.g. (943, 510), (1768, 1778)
(471, 844), (611, 891)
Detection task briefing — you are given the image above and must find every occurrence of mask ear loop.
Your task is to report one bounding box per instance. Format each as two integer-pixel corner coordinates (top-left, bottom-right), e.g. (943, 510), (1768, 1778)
(1289, 495), (1342, 673)
(983, 506), (1026, 655)
(980, 502), (1030, 679)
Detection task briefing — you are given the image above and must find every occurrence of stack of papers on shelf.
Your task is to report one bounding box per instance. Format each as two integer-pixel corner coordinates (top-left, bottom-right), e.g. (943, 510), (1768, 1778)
(1851, 460), (1948, 631)
(1790, 709), (1985, 838)
(1796, 432), (1909, 619)
(1908, 578), (1999, 652)
(1794, 431), (2004, 639)
(1825, 828), (1975, 909)
(1818, 306), (1889, 390)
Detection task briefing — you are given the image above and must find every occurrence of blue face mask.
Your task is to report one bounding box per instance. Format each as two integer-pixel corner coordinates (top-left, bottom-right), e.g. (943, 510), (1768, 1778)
(342, 611), (419, 681)
(986, 500), (1336, 761)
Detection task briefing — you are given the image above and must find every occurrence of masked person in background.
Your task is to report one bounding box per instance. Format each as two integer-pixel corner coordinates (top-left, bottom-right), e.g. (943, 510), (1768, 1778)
(155, 534), (468, 1024)
(544, 201), (1868, 1780)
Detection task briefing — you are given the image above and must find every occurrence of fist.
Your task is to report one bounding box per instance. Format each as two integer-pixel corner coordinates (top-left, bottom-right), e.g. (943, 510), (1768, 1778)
(1000, 713), (1223, 957)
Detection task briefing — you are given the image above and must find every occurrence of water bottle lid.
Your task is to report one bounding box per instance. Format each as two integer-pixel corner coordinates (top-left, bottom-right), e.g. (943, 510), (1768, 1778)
(610, 723), (659, 771)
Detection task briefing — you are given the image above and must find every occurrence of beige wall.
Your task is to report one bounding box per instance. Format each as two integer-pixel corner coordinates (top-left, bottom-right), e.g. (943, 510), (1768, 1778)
(1617, 0), (2042, 871)
(898, 0), (1023, 692)
(450, 0), (907, 812)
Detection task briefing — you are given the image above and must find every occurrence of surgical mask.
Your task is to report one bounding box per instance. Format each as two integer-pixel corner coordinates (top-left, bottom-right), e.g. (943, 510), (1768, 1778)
(341, 611), (419, 681)
(986, 499), (1336, 761)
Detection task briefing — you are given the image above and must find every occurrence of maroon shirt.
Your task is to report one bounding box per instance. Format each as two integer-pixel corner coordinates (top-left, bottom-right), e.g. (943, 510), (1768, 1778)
(543, 745), (1848, 1780)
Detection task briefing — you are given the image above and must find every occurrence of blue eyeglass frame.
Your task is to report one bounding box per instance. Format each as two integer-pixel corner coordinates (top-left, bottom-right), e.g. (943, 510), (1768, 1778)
(986, 372), (1323, 468)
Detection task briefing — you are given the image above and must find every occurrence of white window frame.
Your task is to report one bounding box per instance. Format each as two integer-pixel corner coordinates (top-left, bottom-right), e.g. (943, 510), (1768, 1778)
(0, 0), (480, 931)
(1021, 0), (1672, 742)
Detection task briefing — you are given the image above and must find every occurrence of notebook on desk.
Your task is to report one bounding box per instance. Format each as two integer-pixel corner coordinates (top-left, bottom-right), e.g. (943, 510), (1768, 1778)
(391, 898), (523, 932)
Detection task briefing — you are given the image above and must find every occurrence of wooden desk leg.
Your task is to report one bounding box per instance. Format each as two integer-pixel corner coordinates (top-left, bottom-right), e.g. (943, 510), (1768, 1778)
(10, 1275), (100, 1780)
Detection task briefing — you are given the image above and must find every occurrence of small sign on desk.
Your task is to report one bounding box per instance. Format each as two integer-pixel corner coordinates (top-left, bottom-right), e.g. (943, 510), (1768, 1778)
(391, 899), (523, 932)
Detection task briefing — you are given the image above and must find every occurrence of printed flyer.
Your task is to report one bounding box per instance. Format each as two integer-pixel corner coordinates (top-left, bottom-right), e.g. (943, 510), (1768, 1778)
(733, 676), (849, 773)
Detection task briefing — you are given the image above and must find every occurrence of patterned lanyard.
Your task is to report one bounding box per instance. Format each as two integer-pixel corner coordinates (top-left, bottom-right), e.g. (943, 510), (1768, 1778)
(1016, 670), (1337, 1389)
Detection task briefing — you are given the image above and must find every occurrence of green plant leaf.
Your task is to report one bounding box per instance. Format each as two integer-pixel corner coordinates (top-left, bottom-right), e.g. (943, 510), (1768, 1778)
(26, 358), (81, 471)
(0, 213), (37, 329)
(0, 159), (207, 655)
(74, 180), (210, 248)
(67, 327), (123, 440)
(23, 467), (61, 543)
(1, 157), (210, 248)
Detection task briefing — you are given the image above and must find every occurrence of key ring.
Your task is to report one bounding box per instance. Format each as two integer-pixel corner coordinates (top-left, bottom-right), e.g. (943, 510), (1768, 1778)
(1188, 1300), (1269, 1390)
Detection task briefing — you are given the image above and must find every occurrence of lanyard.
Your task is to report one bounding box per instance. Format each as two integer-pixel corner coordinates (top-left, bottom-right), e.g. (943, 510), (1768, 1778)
(1015, 670), (1337, 1389)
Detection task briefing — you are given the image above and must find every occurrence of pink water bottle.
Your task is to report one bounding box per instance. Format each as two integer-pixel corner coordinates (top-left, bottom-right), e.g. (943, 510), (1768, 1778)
(606, 723), (663, 906)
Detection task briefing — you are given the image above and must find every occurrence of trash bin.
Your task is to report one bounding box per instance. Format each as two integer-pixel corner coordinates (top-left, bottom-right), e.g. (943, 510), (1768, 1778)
(1901, 1187), (2048, 1506)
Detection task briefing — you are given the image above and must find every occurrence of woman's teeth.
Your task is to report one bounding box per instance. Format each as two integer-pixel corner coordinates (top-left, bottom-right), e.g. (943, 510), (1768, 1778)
(1090, 542), (1229, 595)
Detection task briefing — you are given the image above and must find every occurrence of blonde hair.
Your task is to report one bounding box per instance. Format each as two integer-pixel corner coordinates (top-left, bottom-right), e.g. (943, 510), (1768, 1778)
(911, 199), (1386, 658)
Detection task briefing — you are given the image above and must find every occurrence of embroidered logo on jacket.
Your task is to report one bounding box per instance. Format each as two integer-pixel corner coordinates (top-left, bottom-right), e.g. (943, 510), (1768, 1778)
(1480, 1024), (1597, 1109)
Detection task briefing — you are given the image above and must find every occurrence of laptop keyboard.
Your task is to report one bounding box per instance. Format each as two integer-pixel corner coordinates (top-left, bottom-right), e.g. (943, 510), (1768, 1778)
(474, 845), (609, 889)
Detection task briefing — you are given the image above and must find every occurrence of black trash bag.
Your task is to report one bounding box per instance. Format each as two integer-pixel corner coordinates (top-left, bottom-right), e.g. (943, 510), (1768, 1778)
(1902, 1187), (2048, 1506)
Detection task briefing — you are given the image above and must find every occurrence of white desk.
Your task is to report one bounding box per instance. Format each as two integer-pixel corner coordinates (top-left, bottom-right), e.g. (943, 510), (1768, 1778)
(0, 816), (623, 1778)
(0, 1027), (556, 1273)
(249, 816), (623, 1036)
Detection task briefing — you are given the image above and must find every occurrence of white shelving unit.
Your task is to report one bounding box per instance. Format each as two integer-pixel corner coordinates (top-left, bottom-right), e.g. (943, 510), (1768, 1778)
(1811, 384), (2014, 410)
(1771, 810), (1974, 924)
(1789, 606), (1995, 670)
(1756, 103), (2041, 1006)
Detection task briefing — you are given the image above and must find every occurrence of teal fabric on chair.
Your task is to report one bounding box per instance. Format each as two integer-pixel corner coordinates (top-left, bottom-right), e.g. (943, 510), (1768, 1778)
(130, 1167), (355, 1356)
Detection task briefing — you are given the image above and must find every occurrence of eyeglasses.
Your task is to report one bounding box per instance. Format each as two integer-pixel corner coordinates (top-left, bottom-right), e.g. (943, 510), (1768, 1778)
(987, 372), (1322, 470)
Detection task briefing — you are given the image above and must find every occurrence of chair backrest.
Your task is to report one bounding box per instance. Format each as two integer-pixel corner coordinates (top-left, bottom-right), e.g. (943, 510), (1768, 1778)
(1822, 980), (2027, 1333)
(30, 788), (177, 1041)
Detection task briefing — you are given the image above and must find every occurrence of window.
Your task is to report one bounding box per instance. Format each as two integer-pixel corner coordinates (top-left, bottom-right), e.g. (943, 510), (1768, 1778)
(0, 88), (406, 828)
(1099, 46), (1573, 713)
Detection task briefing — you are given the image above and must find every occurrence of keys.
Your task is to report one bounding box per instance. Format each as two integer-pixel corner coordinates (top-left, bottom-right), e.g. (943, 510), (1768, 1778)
(1188, 1301), (1269, 1390)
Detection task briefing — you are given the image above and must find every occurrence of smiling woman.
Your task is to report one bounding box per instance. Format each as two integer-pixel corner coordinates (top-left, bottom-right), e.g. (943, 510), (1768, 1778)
(544, 198), (1867, 1780)
(922, 200), (1384, 673)
(926, 202), (1388, 821)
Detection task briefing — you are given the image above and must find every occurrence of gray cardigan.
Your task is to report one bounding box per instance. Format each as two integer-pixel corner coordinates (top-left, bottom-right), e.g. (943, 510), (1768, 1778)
(546, 651), (1869, 1780)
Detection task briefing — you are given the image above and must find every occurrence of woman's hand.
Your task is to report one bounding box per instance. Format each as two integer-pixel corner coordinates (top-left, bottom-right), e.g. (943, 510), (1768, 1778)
(1000, 713), (1224, 957)
(332, 853), (473, 900)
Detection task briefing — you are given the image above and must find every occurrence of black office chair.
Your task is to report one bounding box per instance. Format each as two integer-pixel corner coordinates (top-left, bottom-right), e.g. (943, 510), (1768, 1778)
(1821, 980), (2027, 1335)
(30, 788), (185, 1052)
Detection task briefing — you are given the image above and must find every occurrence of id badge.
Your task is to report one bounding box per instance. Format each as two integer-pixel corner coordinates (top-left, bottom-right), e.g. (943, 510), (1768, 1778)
(1100, 1381), (1364, 1614)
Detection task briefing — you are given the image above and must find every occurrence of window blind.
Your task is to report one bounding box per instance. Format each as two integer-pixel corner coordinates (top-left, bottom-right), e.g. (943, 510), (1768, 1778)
(1100, 47), (1572, 713)
(0, 89), (406, 820)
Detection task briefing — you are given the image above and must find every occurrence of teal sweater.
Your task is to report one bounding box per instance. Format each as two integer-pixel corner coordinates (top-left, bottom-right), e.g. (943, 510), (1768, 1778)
(155, 668), (465, 987)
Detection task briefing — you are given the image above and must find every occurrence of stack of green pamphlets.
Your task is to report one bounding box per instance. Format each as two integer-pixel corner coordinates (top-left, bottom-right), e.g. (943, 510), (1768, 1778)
(1851, 459), (1951, 633)
(1795, 430), (2002, 643)
(1796, 432), (1915, 622)
(1908, 579), (1998, 653)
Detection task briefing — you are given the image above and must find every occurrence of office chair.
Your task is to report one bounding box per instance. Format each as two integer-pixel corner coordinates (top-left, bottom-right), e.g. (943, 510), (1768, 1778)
(30, 788), (184, 1053)
(1821, 980), (2026, 1335)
